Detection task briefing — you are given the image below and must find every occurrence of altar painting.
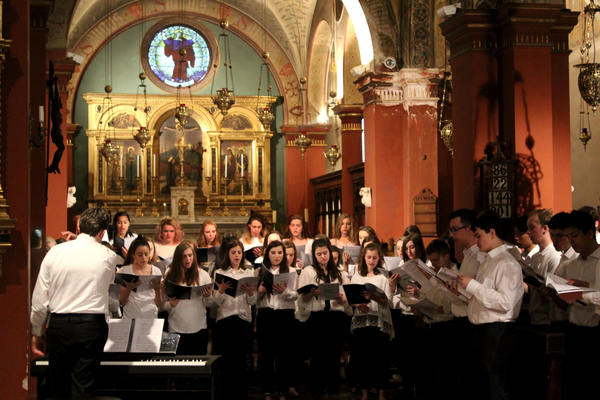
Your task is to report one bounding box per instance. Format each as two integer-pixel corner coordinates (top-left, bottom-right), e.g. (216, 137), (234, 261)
(221, 140), (253, 196)
(105, 140), (143, 196)
(158, 115), (204, 194)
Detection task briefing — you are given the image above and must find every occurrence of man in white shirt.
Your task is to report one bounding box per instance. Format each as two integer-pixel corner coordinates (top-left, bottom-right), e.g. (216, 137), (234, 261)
(31, 207), (118, 397)
(457, 213), (524, 400)
(446, 208), (485, 400)
(554, 210), (600, 399)
(526, 209), (561, 325)
(514, 215), (539, 266)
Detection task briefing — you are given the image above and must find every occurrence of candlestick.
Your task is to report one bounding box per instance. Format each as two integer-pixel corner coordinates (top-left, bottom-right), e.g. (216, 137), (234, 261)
(163, 202), (167, 216)
(135, 177), (144, 217)
(119, 153), (123, 178)
(304, 208), (309, 222)
(150, 176), (160, 217)
(224, 155), (228, 178)
(38, 105), (44, 123)
(152, 154), (156, 178)
(204, 176), (213, 216)
(238, 176), (248, 217)
(222, 177), (231, 216)
(137, 155), (140, 178)
(272, 210), (277, 224)
(240, 155), (244, 176)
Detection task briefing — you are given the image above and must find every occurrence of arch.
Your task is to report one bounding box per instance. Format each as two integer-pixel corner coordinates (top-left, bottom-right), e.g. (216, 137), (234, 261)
(65, 1), (300, 126)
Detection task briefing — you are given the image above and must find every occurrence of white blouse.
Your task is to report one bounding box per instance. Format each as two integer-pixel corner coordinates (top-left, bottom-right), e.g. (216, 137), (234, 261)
(349, 273), (394, 340)
(155, 243), (178, 260)
(119, 264), (162, 319)
(162, 267), (214, 334)
(257, 266), (298, 311)
(213, 267), (257, 323)
(296, 265), (351, 322)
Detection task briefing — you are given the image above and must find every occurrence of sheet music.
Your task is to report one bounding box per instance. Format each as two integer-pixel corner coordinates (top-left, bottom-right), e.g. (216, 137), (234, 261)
(546, 273), (599, 294)
(130, 319), (165, 353)
(400, 260), (434, 292)
(104, 319), (133, 352)
(136, 275), (162, 292)
(343, 245), (362, 265)
(317, 283), (340, 301)
(275, 271), (297, 289)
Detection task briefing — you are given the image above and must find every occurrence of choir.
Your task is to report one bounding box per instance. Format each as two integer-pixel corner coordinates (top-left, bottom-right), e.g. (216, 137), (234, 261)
(33, 207), (600, 400)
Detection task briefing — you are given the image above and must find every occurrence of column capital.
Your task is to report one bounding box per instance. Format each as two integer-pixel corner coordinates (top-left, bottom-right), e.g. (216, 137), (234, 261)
(280, 124), (330, 147)
(47, 59), (78, 94)
(440, 9), (499, 61)
(354, 69), (443, 108)
(332, 104), (363, 133)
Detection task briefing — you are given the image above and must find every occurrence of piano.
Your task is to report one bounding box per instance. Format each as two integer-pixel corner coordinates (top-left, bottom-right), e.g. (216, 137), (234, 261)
(31, 354), (221, 400)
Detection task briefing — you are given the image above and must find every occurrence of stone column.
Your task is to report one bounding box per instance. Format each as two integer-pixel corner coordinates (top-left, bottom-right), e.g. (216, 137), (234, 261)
(355, 69), (442, 240)
(332, 104), (363, 216)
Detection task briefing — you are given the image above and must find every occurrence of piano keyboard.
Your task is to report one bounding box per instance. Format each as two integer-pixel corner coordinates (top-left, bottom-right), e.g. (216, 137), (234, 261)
(34, 359), (206, 366)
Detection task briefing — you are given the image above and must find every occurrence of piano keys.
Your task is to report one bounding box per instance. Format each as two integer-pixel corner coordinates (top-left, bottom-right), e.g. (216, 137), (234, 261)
(31, 354), (221, 399)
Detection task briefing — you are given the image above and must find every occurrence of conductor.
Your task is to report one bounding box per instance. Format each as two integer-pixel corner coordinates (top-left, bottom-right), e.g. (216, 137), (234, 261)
(31, 207), (119, 397)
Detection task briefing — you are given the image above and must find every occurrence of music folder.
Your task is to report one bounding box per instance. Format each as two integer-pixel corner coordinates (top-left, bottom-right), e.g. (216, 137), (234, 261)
(165, 281), (212, 300)
(214, 273), (260, 297)
(196, 245), (220, 263)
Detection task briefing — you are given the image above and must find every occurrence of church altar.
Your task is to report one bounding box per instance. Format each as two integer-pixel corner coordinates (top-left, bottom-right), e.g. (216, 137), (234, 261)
(82, 93), (277, 229)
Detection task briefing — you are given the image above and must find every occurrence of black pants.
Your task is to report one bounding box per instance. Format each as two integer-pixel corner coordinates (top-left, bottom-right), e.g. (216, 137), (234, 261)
(176, 329), (208, 356)
(471, 322), (516, 400)
(257, 308), (295, 394)
(46, 313), (108, 398)
(306, 310), (347, 396)
(564, 324), (600, 398)
(350, 327), (389, 391)
(215, 315), (251, 400)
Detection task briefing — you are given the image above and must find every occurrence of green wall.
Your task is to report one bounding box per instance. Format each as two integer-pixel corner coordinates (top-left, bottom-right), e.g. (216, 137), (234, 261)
(72, 19), (285, 222)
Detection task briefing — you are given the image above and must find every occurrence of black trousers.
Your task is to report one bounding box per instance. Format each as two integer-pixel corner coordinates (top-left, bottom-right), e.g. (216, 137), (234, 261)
(350, 327), (390, 391)
(46, 313), (108, 398)
(215, 315), (251, 400)
(257, 308), (295, 394)
(306, 310), (347, 396)
(471, 322), (516, 400)
(176, 329), (208, 356)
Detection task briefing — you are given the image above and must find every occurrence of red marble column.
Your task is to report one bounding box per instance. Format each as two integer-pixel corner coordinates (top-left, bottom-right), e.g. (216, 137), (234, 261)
(441, 10), (499, 212)
(355, 69), (442, 240)
(442, 5), (577, 216)
(332, 104), (363, 216)
(282, 124), (329, 235)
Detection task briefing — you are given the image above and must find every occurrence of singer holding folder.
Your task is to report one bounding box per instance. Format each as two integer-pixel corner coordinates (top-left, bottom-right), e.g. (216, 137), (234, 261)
(297, 238), (351, 398)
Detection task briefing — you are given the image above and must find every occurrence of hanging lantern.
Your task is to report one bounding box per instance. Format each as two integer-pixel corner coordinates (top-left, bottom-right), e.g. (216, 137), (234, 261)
(576, 0), (600, 114)
(440, 122), (453, 155)
(134, 126), (151, 149)
(295, 133), (312, 158)
(213, 88), (236, 116)
(100, 139), (119, 161)
(258, 108), (274, 130)
(324, 145), (341, 167)
(175, 103), (189, 127)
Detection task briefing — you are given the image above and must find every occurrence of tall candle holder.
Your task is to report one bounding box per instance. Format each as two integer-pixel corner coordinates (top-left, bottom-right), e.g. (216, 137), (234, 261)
(204, 176), (214, 216)
(238, 175), (248, 216)
(119, 177), (125, 211)
(150, 176), (160, 217)
(135, 177), (144, 217)
(221, 177), (231, 216)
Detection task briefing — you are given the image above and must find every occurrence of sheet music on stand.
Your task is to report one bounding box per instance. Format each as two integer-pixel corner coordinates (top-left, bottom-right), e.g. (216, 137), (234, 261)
(104, 319), (180, 354)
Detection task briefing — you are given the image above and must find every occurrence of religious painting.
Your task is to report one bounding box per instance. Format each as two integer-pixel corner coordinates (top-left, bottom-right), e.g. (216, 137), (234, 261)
(146, 24), (211, 91)
(221, 114), (253, 131)
(108, 112), (141, 129)
(220, 140), (253, 196)
(105, 140), (143, 196)
(158, 115), (205, 195)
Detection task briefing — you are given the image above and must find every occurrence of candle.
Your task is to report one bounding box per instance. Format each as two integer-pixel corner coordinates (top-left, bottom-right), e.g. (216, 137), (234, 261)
(240, 154), (244, 176)
(153, 154), (156, 178)
(224, 155), (228, 178)
(272, 210), (277, 224)
(119, 153), (123, 178)
(137, 155), (140, 178)
(304, 208), (309, 222)
(38, 105), (44, 123)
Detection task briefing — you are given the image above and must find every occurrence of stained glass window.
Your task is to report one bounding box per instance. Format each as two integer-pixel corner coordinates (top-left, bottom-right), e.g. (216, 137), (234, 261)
(147, 25), (211, 88)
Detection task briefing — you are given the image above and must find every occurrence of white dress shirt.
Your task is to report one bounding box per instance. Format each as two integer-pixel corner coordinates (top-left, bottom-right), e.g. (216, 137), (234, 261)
(561, 247), (600, 325)
(163, 267), (214, 333)
(451, 244), (485, 317)
(550, 248), (579, 323)
(31, 234), (118, 336)
(465, 245), (524, 325)
(528, 243), (561, 325)
(119, 264), (162, 319)
(296, 265), (351, 322)
(257, 266), (298, 310)
(520, 245), (539, 267)
(213, 267), (257, 323)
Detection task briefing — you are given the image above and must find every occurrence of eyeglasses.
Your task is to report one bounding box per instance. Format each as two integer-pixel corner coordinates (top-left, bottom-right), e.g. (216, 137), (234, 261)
(448, 226), (469, 234)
